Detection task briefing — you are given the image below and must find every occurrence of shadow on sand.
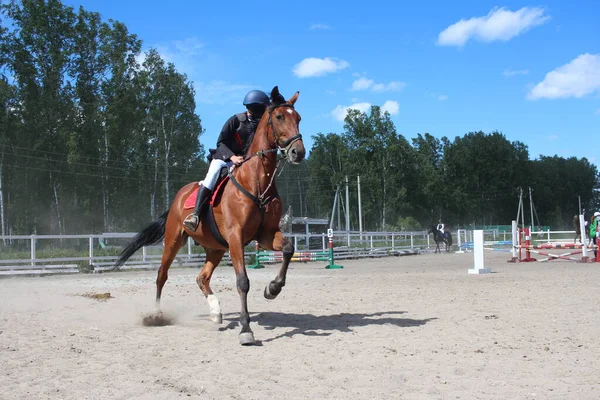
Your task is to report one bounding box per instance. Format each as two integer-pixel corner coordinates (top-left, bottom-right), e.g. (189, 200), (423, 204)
(219, 311), (436, 343)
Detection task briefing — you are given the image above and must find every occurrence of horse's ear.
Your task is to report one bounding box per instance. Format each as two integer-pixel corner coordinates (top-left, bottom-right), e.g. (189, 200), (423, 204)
(288, 91), (299, 106)
(270, 86), (286, 105)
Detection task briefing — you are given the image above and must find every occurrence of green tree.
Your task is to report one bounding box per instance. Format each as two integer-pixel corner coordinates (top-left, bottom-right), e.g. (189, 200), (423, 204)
(1, 0), (76, 233)
(138, 48), (203, 218)
(443, 131), (529, 226)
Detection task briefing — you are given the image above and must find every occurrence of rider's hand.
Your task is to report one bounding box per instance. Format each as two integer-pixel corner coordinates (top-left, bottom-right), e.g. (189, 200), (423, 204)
(230, 155), (244, 166)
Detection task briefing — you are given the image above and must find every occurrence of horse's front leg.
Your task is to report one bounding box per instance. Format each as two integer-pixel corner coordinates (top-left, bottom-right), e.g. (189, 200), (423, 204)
(228, 235), (256, 345)
(259, 230), (292, 300)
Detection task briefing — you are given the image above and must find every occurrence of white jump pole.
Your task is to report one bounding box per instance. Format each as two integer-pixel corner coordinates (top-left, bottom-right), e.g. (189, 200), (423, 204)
(580, 214), (589, 261)
(455, 229), (464, 254)
(468, 230), (492, 274)
(508, 220), (518, 262)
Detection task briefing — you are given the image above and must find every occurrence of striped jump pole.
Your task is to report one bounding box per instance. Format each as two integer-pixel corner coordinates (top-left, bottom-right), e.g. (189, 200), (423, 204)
(519, 227), (536, 262)
(250, 229), (344, 270)
(325, 229), (343, 270)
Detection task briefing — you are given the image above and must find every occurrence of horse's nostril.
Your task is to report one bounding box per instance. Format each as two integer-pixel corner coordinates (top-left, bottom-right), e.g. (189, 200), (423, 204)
(291, 148), (297, 155)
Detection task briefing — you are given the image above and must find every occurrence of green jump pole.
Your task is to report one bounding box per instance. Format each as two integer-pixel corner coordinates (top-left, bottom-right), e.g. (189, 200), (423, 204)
(248, 240), (265, 269)
(325, 230), (343, 269)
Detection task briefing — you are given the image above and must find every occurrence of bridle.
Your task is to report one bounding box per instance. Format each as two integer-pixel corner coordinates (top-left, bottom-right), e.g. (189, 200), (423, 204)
(229, 102), (304, 209)
(266, 103), (303, 156)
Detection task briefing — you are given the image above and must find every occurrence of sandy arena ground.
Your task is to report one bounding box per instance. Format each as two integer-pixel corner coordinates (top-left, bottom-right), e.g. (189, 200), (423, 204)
(0, 251), (599, 399)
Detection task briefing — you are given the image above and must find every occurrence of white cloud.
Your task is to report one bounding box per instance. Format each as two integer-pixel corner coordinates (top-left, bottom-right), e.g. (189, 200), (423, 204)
(172, 37), (204, 55)
(292, 57), (349, 78)
(528, 53), (600, 100)
(351, 77), (406, 92)
(437, 94), (448, 101)
(382, 100), (399, 115)
(138, 36), (207, 76)
(331, 101), (399, 121)
(331, 102), (371, 121)
(352, 77), (374, 91)
(437, 7), (549, 46)
(195, 80), (253, 105)
(503, 68), (529, 77)
(310, 24), (332, 30)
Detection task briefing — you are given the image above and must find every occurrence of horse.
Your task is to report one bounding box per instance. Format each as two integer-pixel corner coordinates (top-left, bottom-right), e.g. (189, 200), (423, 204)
(114, 86), (306, 345)
(428, 225), (453, 253)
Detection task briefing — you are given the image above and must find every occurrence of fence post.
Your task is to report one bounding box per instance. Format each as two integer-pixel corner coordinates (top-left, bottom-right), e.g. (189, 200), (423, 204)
(142, 246), (147, 262)
(89, 237), (94, 267)
(187, 236), (192, 261)
(322, 234), (326, 250)
(392, 233), (395, 250)
(30, 234), (36, 267)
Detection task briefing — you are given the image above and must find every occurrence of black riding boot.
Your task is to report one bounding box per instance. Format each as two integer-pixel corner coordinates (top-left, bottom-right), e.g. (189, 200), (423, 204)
(183, 185), (212, 231)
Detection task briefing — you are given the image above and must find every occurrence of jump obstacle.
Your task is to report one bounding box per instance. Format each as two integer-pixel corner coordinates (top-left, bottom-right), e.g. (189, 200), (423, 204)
(508, 215), (599, 263)
(460, 216), (598, 264)
(248, 229), (343, 269)
(464, 215), (597, 274)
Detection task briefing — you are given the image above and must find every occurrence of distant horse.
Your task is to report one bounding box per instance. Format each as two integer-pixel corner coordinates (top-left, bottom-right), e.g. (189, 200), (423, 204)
(115, 86), (306, 345)
(428, 225), (453, 253)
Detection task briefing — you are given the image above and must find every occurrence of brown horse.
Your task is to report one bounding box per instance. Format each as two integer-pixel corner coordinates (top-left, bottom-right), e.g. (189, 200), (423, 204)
(115, 86), (306, 345)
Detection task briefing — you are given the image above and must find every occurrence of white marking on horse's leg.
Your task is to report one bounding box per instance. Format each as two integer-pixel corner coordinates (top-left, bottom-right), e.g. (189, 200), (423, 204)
(206, 294), (221, 315)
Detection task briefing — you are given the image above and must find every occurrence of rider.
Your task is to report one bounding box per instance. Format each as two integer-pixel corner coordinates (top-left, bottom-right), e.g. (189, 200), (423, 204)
(437, 220), (445, 237)
(183, 89), (270, 231)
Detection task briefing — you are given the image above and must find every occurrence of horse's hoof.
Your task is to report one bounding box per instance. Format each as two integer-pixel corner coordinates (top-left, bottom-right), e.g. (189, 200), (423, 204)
(264, 283), (281, 300)
(239, 331), (256, 345)
(209, 313), (223, 324)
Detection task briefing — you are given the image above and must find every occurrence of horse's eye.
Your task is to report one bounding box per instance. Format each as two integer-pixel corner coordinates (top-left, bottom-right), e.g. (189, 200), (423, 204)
(276, 114), (283, 120)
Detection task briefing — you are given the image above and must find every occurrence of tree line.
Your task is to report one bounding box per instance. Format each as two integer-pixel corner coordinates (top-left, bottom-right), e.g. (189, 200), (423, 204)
(1, 0), (596, 236)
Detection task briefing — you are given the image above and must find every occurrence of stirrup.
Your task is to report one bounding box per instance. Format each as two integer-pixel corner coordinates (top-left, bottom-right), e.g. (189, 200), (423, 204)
(183, 214), (199, 231)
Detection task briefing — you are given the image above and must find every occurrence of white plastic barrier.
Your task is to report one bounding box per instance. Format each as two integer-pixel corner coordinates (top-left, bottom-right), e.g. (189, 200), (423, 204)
(468, 230), (491, 274)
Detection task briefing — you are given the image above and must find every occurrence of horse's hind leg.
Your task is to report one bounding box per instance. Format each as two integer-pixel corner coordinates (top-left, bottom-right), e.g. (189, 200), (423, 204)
(196, 248), (225, 323)
(259, 230), (293, 300)
(155, 230), (186, 310)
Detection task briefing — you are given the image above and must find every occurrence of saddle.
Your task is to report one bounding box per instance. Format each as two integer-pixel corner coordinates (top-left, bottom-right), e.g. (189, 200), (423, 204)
(183, 167), (229, 210)
(184, 167), (230, 247)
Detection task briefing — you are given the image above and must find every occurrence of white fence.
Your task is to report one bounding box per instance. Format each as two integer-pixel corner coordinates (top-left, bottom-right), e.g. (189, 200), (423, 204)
(3, 227), (574, 276)
(0, 230), (435, 276)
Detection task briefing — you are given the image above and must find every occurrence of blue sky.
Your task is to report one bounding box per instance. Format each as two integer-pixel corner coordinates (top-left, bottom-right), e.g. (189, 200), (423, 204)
(65, 0), (600, 164)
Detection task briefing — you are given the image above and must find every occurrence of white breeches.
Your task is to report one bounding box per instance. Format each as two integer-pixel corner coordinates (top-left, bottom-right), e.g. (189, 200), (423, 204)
(203, 159), (234, 190)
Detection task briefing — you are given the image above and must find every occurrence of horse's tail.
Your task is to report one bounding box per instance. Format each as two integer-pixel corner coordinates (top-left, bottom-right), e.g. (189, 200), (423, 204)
(114, 210), (169, 269)
(447, 231), (453, 246)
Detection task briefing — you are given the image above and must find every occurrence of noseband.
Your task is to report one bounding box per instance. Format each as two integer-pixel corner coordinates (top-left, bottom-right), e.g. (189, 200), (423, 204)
(266, 104), (302, 155)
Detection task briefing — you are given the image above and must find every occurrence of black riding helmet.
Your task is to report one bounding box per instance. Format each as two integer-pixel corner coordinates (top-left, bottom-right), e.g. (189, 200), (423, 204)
(243, 90), (270, 106)
(243, 90), (269, 118)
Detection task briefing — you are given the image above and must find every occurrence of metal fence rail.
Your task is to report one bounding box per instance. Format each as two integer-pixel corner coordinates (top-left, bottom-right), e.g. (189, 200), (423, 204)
(1, 227), (550, 277)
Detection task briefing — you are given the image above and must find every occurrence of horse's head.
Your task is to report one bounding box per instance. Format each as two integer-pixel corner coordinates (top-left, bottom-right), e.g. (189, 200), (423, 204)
(265, 86), (306, 164)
